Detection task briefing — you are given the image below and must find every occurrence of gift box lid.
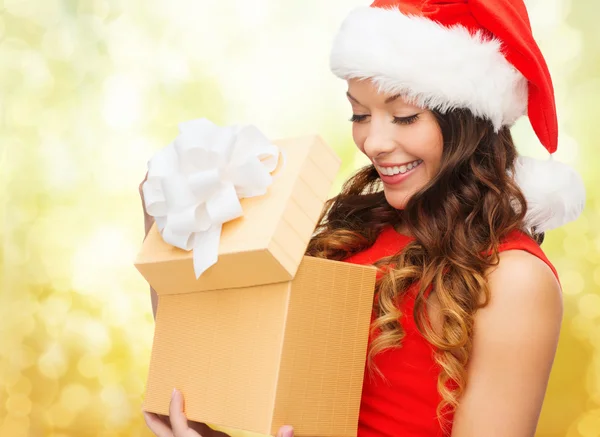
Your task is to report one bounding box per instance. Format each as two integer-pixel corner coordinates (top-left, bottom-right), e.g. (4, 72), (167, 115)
(134, 133), (341, 295)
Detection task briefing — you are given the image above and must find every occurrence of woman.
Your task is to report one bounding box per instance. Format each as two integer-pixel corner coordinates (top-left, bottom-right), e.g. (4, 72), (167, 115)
(143, 1), (584, 436)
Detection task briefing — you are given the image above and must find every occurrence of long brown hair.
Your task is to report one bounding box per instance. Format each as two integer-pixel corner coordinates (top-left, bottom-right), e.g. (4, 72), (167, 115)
(306, 108), (535, 418)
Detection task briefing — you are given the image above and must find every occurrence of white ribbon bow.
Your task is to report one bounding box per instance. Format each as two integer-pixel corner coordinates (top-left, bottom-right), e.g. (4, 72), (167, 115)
(142, 118), (281, 278)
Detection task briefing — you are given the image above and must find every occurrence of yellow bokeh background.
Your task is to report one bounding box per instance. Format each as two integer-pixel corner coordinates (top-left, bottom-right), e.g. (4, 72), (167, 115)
(1, 0), (599, 436)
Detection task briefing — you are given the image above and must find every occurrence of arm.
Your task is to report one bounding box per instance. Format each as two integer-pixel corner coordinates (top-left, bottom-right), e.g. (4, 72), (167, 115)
(451, 250), (563, 437)
(140, 172), (159, 320)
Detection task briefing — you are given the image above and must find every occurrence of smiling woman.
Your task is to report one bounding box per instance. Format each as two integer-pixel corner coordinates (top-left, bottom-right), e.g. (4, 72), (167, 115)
(301, 0), (582, 436)
(1, 0), (597, 436)
(143, 0), (582, 435)
(345, 78), (444, 210)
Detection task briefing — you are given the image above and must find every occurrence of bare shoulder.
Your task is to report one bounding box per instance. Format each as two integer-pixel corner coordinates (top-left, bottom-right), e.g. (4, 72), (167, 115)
(452, 249), (564, 436)
(485, 249), (562, 318)
(474, 248), (563, 358)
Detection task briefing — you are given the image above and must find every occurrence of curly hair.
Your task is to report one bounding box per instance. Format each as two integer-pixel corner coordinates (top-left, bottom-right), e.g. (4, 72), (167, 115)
(305, 108), (537, 421)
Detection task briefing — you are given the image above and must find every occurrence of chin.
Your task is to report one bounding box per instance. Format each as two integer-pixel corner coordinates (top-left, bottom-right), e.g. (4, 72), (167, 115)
(383, 189), (412, 210)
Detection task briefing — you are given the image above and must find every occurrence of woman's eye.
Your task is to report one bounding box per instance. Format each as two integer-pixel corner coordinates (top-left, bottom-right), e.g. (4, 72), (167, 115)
(392, 114), (420, 125)
(349, 114), (369, 123)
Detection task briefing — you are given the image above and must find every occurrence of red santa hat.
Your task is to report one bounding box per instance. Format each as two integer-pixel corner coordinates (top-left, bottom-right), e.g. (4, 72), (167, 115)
(330, 0), (585, 233)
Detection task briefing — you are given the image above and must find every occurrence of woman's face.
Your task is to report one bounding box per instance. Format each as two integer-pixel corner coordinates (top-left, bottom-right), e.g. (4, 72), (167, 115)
(347, 78), (444, 209)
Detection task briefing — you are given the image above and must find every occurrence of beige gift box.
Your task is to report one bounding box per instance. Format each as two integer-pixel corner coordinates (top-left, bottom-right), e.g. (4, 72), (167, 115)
(135, 135), (377, 437)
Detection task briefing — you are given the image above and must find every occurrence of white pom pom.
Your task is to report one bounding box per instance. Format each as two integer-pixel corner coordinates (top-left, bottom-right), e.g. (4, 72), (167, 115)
(513, 156), (586, 233)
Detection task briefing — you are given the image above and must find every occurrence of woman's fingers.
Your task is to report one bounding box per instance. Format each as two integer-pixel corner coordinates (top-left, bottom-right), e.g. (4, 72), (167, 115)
(143, 411), (174, 437)
(276, 425), (294, 437)
(169, 388), (195, 436)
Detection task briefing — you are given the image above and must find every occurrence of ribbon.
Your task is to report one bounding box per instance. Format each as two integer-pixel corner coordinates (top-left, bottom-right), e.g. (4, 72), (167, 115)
(142, 118), (281, 278)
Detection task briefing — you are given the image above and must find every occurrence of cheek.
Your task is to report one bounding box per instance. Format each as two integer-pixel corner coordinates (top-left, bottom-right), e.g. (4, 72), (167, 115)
(418, 129), (444, 176)
(352, 124), (366, 154)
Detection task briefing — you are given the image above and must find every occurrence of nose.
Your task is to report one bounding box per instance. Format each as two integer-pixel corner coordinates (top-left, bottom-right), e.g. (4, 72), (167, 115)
(362, 118), (397, 159)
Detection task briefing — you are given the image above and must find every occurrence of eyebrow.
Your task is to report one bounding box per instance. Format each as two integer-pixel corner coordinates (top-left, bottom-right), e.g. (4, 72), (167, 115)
(346, 92), (402, 105)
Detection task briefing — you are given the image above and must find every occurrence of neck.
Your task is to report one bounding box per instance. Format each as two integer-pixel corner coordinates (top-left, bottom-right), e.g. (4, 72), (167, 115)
(394, 223), (412, 237)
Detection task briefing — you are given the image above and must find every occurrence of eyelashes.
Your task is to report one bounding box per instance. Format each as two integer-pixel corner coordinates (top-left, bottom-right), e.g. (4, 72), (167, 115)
(392, 114), (420, 125)
(349, 114), (368, 123)
(349, 114), (420, 125)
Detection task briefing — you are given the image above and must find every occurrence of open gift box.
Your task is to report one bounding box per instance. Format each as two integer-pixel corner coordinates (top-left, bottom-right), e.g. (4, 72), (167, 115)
(135, 126), (377, 437)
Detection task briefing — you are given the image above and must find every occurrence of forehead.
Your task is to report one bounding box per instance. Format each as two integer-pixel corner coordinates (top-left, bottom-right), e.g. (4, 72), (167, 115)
(346, 78), (414, 107)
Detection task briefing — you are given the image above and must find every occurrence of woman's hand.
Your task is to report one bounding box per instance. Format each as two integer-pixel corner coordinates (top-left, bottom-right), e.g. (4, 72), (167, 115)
(143, 389), (295, 437)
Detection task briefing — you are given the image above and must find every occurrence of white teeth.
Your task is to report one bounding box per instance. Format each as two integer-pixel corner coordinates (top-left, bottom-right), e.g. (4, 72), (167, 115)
(376, 159), (422, 176)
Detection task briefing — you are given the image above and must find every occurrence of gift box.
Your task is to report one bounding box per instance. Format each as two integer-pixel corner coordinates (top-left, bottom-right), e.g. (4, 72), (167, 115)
(135, 121), (377, 437)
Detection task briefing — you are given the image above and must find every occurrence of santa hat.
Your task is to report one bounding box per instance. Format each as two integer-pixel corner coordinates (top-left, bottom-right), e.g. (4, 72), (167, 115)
(330, 0), (585, 233)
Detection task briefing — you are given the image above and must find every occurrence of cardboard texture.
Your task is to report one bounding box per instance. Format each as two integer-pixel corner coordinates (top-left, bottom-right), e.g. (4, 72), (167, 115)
(143, 257), (376, 436)
(135, 135), (378, 436)
(135, 135), (340, 295)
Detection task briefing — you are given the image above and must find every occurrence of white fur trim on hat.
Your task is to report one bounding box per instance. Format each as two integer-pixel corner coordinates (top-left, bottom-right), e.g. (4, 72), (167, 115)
(330, 6), (529, 129)
(513, 156), (586, 233)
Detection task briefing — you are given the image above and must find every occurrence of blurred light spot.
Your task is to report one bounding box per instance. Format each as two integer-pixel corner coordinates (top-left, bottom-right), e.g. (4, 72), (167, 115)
(1, 366), (22, 387)
(527, 0), (570, 40)
(234, 0), (269, 29)
(82, 320), (112, 356)
(353, 150), (370, 168)
(15, 316), (36, 339)
(99, 363), (120, 386)
(560, 270), (585, 295)
(71, 226), (138, 298)
(102, 73), (144, 129)
(7, 98), (43, 127)
(40, 295), (72, 331)
(78, 0), (111, 20)
(595, 236), (600, 258)
(594, 267), (600, 288)
(578, 294), (600, 320)
(59, 384), (92, 413)
(41, 28), (75, 60)
(0, 415), (30, 437)
(571, 315), (595, 341)
(45, 404), (75, 428)
(37, 343), (68, 379)
(8, 345), (36, 371)
(5, 394), (32, 417)
(64, 313), (112, 357)
(77, 354), (102, 379)
(577, 409), (600, 437)
(588, 354), (600, 401)
(7, 376), (32, 397)
(101, 384), (131, 426)
(21, 51), (54, 94)
(96, 135), (160, 195)
(554, 134), (581, 165)
(4, 0), (36, 18)
(39, 137), (81, 191)
(102, 291), (132, 327)
(157, 46), (191, 84)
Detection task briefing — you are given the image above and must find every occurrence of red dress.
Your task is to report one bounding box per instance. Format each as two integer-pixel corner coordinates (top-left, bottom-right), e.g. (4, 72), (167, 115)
(343, 226), (558, 437)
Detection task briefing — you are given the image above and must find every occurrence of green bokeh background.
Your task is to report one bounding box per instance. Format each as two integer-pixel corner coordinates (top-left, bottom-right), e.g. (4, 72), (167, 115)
(1, 0), (598, 436)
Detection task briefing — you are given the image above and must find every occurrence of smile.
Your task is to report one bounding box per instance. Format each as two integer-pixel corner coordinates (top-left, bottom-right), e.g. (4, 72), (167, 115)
(375, 159), (423, 176)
